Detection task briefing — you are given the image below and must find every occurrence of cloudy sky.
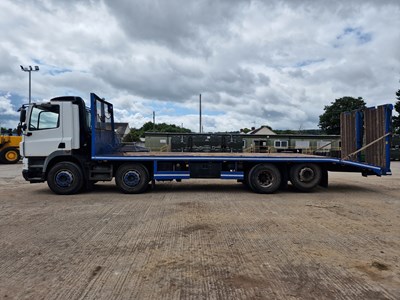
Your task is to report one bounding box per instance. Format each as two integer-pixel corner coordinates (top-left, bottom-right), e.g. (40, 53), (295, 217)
(0, 0), (399, 132)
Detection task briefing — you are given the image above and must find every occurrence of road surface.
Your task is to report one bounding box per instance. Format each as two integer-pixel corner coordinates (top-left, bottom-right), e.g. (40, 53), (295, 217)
(0, 162), (399, 299)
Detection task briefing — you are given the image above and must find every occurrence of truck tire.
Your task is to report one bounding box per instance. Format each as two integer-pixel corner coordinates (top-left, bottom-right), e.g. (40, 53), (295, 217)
(289, 163), (322, 192)
(47, 162), (84, 195)
(0, 148), (21, 164)
(115, 163), (149, 194)
(247, 163), (281, 194)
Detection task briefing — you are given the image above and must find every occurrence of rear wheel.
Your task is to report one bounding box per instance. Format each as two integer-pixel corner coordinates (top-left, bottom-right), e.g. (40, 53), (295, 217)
(247, 163), (281, 194)
(289, 163), (322, 192)
(115, 164), (149, 194)
(47, 162), (84, 195)
(1, 148), (20, 164)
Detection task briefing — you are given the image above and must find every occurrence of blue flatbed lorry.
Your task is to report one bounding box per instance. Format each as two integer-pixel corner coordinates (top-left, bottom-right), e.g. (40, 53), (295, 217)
(19, 93), (392, 195)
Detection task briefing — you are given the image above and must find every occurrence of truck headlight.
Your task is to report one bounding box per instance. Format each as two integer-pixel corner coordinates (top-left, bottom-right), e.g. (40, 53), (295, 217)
(22, 158), (28, 170)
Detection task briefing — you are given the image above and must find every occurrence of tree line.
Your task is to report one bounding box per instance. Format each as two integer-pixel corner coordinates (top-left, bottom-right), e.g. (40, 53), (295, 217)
(123, 121), (191, 142)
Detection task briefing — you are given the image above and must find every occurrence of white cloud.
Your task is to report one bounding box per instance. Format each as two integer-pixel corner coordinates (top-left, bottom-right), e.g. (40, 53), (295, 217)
(0, 93), (19, 129)
(0, 0), (399, 131)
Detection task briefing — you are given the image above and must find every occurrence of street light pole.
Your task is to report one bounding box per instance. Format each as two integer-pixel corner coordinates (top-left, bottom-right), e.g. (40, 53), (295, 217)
(20, 65), (39, 104)
(199, 94), (202, 133)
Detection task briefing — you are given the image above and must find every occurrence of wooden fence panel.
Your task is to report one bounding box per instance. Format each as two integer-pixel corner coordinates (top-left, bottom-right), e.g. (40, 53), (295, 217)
(340, 111), (357, 161)
(364, 105), (387, 169)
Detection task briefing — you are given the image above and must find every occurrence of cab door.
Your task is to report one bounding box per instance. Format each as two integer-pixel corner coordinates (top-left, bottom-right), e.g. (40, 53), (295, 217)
(23, 104), (62, 157)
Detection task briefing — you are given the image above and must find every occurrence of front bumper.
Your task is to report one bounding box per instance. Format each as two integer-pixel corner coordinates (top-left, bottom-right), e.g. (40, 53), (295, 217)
(22, 169), (45, 183)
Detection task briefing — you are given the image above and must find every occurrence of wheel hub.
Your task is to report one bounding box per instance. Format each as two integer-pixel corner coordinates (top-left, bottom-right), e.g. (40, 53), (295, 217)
(6, 151), (17, 161)
(257, 171), (273, 188)
(55, 170), (74, 187)
(123, 171), (141, 187)
(299, 167), (315, 182)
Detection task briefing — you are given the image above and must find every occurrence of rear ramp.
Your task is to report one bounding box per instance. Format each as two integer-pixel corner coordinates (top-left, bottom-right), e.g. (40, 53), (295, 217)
(341, 104), (392, 175)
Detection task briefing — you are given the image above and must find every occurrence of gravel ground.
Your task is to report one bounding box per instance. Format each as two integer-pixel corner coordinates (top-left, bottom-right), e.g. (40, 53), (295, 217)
(0, 162), (399, 299)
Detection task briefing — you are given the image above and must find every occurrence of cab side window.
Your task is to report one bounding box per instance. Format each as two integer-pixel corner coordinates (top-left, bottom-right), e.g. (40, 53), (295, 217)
(29, 105), (60, 130)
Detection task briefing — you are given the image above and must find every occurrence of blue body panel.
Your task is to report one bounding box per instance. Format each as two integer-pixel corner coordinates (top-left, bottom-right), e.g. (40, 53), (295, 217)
(384, 105), (393, 173)
(90, 93), (116, 157)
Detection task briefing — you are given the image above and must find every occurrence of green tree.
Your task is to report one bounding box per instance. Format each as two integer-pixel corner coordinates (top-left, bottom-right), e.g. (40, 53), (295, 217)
(0, 127), (16, 135)
(319, 96), (366, 135)
(273, 129), (296, 134)
(393, 89), (400, 134)
(122, 122), (191, 143)
(123, 130), (141, 142)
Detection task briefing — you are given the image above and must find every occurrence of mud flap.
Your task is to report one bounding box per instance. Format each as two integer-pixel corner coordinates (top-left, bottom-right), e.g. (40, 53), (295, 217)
(279, 166), (288, 190)
(319, 168), (328, 188)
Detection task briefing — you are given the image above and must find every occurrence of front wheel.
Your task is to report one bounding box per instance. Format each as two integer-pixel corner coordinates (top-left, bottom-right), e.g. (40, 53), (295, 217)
(0, 148), (21, 164)
(289, 163), (322, 192)
(247, 163), (281, 194)
(47, 162), (84, 195)
(115, 164), (150, 194)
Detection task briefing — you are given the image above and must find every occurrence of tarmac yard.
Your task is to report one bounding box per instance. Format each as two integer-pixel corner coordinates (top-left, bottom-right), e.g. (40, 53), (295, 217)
(0, 163), (399, 299)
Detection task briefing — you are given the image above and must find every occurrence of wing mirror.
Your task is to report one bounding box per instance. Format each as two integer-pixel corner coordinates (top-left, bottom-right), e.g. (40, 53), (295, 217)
(19, 106), (27, 123)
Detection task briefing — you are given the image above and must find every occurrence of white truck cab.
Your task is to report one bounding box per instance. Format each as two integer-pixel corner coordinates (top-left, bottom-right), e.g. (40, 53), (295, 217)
(19, 96), (91, 186)
(22, 101), (80, 156)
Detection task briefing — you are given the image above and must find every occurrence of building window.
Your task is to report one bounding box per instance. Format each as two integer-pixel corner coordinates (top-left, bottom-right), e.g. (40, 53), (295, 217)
(317, 140), (332, 150)
(274, 140), (288, 148)
(295, 140), (310, 149)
